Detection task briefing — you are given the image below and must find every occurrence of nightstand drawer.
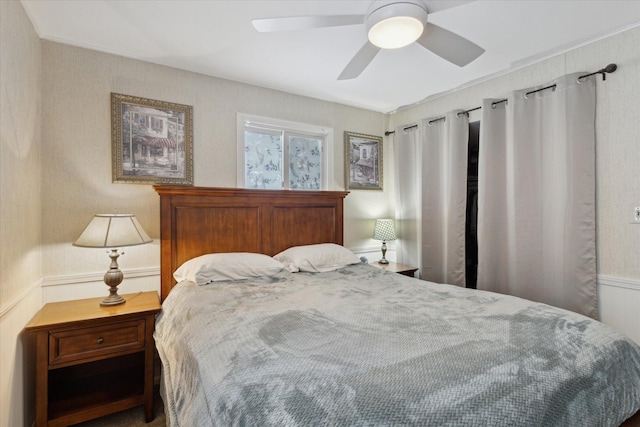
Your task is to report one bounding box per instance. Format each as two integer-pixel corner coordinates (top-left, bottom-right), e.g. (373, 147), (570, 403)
(49, 320), (145, 366)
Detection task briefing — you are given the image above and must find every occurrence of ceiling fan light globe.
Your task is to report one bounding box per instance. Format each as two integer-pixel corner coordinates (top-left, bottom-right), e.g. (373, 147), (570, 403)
(368, 16), (424, 49)
(365, 1), (428, 49)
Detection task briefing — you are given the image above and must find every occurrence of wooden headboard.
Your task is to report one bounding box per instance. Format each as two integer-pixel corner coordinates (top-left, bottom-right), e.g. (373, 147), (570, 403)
(154, 186), (349, 301)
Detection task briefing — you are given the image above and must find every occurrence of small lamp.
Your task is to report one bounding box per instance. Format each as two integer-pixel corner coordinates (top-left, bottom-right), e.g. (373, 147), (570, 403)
(373, 219), (396, 264)
(73, 214), (152, 306)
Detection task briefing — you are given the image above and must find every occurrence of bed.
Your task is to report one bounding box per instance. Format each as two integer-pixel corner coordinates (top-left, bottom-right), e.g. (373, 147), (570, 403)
(153, 186), (640, 426)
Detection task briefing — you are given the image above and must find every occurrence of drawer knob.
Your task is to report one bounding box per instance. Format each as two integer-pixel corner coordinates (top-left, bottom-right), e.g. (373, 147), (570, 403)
(96, 338), (104, 345)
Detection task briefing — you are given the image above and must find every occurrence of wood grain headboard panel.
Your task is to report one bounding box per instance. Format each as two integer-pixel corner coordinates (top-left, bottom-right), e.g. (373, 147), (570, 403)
(154, 186), (349, 301)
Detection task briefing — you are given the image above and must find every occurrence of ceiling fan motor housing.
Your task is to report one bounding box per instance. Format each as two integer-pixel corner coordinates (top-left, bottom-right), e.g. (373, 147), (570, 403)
(366, 1), (429, 49)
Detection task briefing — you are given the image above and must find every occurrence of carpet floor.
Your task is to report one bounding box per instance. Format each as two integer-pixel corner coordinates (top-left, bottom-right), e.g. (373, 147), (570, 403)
(73, 390), (166, 427)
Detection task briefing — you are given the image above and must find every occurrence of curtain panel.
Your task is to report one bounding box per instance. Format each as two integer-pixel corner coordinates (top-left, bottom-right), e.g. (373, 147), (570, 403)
(393, 124), (421, 270)
(394, 112), (469, 286)
(477, 73), (597, 318)
(421, 112), (469, 286)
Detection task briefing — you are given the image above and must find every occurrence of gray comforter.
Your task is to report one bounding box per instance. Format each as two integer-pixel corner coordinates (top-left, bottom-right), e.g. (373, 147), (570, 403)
(154, 264), (640, 426)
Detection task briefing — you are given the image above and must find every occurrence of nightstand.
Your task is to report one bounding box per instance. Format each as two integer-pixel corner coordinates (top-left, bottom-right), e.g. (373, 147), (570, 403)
(370, 261), (419, 277)
(25, 291), (161, 427)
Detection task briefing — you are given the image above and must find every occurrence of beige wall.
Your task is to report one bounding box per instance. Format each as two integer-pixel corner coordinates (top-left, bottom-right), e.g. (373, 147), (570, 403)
(0, 1), (43, 426)
(40, 41), (391, 283)
(0, 0), (42, 314)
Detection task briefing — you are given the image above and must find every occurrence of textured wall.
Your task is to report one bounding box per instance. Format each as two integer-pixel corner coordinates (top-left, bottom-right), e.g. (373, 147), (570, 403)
(0, 0), (43, 311)
(40, 41), (390, 279)
(390, 26), (640, 282)
(0, 2), (43, 426)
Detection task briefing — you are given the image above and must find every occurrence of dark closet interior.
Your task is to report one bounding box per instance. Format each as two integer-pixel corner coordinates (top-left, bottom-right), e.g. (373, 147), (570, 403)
(465, 121), (480, 289)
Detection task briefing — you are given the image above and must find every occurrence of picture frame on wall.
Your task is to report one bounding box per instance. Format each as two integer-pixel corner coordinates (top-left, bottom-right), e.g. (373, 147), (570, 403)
(344, 131), (383, 190)
(111, 93), (193, 185)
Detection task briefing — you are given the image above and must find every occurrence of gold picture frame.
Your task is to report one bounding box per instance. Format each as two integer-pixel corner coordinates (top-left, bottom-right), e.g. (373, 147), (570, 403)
(111, 93), (193, 185)
(344, 131), (383, 190)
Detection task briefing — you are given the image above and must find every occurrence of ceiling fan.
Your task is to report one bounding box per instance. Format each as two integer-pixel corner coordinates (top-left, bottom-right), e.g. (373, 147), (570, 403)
(252, 0), (484, 80)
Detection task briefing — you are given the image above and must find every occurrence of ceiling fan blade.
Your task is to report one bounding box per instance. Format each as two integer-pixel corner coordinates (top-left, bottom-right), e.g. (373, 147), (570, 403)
(338, 42), (381, 80)
(416, 23), (484, 67)
(252, 15), (363, 32)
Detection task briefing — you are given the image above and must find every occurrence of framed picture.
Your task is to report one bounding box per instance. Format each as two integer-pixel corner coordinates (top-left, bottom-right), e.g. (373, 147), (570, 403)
(344, 131), (383, 190)
(111, 93), (193, 184)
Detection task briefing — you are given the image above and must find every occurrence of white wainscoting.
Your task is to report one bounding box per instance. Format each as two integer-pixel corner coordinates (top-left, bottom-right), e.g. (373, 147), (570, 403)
(41, 267), (161, 304)
(0, 280), (42, 427)
(598, 275), (640, 345)
(350, 246), (396, 265)
(38, 246), (391, 304)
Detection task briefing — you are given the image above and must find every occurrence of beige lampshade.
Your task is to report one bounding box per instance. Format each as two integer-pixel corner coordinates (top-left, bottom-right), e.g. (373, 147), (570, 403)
(73, 214), (152, 248)
(373, 219), (396, 242)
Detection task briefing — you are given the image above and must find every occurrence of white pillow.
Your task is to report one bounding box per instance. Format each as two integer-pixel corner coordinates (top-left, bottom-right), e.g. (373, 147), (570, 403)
(173, 252), (285, 285)
(273, 243), (361, 273)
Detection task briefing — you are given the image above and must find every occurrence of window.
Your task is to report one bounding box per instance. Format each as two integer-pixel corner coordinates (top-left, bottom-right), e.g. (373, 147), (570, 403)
(237, 114), (332, 190)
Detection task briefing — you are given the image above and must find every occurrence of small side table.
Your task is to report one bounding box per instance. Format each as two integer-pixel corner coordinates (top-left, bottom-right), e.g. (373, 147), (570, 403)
(25, 291), (161, 427)
(370, 261), (418, 277)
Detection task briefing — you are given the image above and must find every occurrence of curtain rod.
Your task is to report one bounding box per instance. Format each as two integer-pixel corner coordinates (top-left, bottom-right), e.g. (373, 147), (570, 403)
(385, 63), (617, 136)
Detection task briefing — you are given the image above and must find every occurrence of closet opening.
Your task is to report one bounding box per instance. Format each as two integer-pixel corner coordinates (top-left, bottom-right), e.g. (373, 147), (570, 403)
(465, 121), (480, 289)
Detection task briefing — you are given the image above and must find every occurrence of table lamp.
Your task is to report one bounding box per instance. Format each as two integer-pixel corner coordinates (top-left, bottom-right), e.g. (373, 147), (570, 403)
(73, 213), (152, 306)
(373, 219), (396, 264)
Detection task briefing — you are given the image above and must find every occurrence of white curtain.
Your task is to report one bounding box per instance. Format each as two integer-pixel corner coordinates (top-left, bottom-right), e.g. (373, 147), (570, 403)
(477, 73), (597, 318)
(394, 111), (469, 286)
(393, 124), (421, 270)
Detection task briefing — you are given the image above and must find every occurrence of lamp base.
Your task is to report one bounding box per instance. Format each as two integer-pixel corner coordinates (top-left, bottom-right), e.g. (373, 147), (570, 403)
(100, 290), (126, 306)
(101, 249), (126, 306)
(378, 241), (389, 264)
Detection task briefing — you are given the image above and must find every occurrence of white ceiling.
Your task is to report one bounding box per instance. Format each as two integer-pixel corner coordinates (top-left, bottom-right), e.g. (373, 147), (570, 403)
(21, 0), (640, 113)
